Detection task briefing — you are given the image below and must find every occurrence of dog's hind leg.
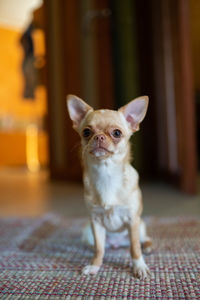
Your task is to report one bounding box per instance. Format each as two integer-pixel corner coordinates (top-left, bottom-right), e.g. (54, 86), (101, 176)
(140, 219), (152, 254)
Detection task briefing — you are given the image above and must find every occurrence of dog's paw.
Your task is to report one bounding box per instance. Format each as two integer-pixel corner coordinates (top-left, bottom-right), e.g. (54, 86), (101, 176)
(132, 257), (151, 279)
(82, 265), (100, 275)
(142, 239), (153, 255)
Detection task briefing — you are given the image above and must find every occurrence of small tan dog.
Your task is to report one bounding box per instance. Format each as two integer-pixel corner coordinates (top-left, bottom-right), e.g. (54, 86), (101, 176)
(67, 95), (152, 279)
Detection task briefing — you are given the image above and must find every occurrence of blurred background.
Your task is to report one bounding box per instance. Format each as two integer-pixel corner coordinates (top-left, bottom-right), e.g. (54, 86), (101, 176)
(0, 0), (199, 218)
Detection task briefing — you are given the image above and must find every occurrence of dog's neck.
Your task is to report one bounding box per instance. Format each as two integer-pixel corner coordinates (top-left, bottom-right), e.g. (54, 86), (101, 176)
(83, 145), (131, 208)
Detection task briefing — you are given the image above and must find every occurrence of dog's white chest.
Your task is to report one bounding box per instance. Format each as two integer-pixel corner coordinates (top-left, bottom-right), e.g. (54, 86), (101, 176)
(88, 160), (122, 207)
(91, 206), (131, 232)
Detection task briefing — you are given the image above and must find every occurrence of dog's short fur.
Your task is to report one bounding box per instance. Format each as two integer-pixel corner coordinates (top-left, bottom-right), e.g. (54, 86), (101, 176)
(67, 95), (152, 279)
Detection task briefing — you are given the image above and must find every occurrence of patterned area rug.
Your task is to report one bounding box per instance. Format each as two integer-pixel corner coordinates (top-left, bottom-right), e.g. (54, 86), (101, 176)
(0, 214), (199, 299)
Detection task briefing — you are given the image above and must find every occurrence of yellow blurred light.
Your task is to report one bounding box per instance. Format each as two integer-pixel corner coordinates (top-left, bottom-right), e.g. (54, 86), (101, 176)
(26, 124), (40, 172)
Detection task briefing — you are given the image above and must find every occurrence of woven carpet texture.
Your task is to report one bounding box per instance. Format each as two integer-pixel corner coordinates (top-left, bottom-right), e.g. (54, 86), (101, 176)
(0, 214), (199, 299)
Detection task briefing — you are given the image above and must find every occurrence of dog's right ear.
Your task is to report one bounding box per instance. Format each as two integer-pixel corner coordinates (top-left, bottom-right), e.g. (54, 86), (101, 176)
(66, 95), (93, 130)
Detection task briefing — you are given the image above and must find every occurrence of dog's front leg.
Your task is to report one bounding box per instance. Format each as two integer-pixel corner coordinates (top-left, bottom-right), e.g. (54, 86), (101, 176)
(129, 217), (151, 279)
(82, 219), (105, 275)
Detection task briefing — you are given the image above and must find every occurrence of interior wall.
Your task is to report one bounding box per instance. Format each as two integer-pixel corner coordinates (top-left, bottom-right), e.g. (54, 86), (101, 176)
(0, 27), (46, 119)
(0, 26), (48, 166)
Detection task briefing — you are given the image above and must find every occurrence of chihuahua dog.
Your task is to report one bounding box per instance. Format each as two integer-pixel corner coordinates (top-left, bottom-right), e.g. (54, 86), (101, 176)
(67, 95), (152, 279)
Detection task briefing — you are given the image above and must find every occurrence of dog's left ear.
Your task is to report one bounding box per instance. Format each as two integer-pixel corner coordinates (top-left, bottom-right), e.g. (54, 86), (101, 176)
(67, 95), (93, 130)
(119, 96), (149, 132)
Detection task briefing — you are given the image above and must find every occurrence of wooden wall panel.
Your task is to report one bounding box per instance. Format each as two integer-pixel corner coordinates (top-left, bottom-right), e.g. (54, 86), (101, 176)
(171, 0), (197, 194)
(151, 0), (197, 193)
(44, 0), (82, 181)
(94, 0), (114, 109)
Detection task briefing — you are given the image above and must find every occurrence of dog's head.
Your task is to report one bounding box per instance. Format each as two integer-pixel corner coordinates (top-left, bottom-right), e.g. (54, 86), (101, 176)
(67, 95), (148, 160)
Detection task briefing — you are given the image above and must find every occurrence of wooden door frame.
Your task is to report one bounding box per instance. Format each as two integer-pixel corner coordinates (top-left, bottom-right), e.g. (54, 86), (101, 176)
(43, 0), (197, 192)
(43, 0), (82, 181)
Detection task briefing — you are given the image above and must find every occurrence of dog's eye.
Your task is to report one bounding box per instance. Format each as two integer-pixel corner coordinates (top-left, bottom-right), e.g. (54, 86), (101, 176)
(112, 129), (122, 138)
(82, 128), (92, 138)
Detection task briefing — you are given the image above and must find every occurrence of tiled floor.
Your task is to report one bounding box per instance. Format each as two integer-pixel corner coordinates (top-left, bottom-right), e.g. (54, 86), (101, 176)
(0, 167), (199, 218)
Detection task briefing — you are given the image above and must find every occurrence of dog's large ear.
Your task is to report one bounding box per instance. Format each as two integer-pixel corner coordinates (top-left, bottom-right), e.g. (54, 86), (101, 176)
(119, 96), (149, 132)
(67, 95), (93, 130)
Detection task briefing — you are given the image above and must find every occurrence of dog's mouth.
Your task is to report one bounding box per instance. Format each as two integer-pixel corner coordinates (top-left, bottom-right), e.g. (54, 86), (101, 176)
(90, 147), (113, 157)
